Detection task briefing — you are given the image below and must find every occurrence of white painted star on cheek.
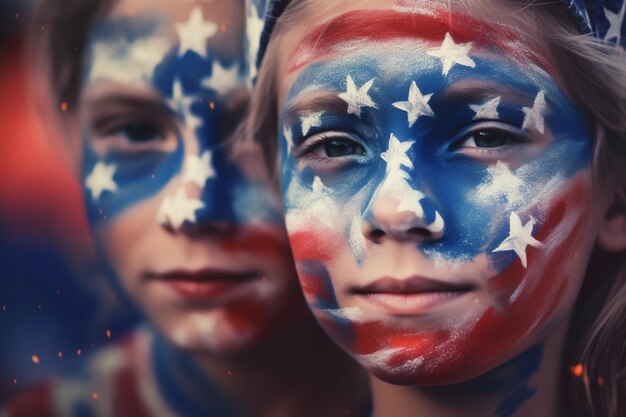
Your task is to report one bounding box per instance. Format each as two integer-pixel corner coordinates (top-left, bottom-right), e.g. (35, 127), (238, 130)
(283, 126), (294, 155)
(338, 75), (377, 118)
(381, 133), (415, 174)
(493, 211), (544, 268)
(183, 151), (215, 188)
(604, 1), (625, 43)
(301, 112), (323, 136)
(522, 90), (548, 135)
(85, 161), (118, 201)
(201, 60), (242, 95)
(427, 32), (476, 76)
(170, 79), (203, 132)
(176, 6), (218, 58)
(157, 189), (205, 230)
(392, 81), (434, 128)
(469, 96), (501, 120)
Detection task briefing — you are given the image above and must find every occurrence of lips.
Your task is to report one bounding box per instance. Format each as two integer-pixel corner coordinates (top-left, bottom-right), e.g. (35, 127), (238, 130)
(350, 276), (475, 315)
(147, 269), (262, 302)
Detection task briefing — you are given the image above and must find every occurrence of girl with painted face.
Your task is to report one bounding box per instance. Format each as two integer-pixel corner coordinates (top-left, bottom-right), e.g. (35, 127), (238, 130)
(2, 1), (370, 416)
(251, 0), (626, 416)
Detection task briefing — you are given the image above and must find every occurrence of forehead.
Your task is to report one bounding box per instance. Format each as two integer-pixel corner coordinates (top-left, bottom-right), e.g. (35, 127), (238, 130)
(84, 0), (244, 80)
(279, 2), (554, 99)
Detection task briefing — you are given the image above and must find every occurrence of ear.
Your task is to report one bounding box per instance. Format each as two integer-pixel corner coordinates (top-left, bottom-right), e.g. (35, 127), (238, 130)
(596, 195), (626, 252)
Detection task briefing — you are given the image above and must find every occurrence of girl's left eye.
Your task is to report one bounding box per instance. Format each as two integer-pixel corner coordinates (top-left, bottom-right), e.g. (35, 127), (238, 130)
(462, 130), (511, 148)
(453, 124), (529, 162)
(312, 138), (366, 158)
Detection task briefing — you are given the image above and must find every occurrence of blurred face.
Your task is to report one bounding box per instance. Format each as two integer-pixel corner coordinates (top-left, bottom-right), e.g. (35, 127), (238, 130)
(277, 1), (605, 384)
(77, 0), (301, 354)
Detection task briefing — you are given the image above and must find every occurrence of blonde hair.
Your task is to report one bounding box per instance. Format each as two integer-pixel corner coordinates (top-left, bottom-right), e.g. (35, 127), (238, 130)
(250, 1), (626, 416)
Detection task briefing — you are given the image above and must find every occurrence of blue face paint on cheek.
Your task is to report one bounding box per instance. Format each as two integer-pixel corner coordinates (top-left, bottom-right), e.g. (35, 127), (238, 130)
(82, 135), (184, 223)
(280, 45), (593, 270)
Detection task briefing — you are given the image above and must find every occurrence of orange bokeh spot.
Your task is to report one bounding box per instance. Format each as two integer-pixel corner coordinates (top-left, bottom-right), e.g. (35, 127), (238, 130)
(60, 102), (68, 112)
(106, 329), (111, 338)
(91, 392), (99, 400)
(571, 364), (584, 377)
(31, 355), (40, 364)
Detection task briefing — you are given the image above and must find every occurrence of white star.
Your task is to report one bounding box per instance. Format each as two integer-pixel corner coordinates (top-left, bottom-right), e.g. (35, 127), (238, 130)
(427, 33), (476, 76)
(85, 161), (118, 201)
(469, 96), (501, 120)
(605, 2), (625, 43)
(493, 211), (544, 268)
(392, 81), (434, 128)
(183, 151), (215, 187)
(201, 60), (242, 95)
(301, 112), (323, 136)
(89, 36), (171, 84)
(246, 2), (265, 81)
(283, 126), (294, 155)
(522, 91), (548, 134)
(312, 176), (325, 194)
(170, 79), (203, 131)
(176, 6), (218, 58)
(338, 75), (377, 117)
(381, 133), (415, 174)
(157, 189), (205, 229)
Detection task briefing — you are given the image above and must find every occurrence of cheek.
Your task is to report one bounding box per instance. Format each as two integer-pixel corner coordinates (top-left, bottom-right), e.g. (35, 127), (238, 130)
(357, 173), (592, 384)
(283, 175), (372, 306)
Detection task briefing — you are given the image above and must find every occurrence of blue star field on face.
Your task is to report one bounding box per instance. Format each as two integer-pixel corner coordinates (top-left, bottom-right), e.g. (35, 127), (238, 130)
(81, 6), (281, 228)
(280, 34), (593, 268)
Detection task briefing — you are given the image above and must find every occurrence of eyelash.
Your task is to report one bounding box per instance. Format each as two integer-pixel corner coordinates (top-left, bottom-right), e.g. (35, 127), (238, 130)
(90, 112), (178, 152)
(451, 123), (530, 156)
(297, 131), (369, 167)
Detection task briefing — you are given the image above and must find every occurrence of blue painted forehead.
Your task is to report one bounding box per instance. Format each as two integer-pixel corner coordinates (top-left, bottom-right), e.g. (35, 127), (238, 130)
(254, 0), (625, 73)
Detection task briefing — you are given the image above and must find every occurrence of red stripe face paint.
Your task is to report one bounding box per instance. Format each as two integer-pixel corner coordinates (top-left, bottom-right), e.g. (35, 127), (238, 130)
(287, 8), (552, 74)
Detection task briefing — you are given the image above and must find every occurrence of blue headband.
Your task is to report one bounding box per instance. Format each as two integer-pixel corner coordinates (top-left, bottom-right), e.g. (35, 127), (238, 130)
(565, 0), (625, 47)
(253, 0), (625, 74)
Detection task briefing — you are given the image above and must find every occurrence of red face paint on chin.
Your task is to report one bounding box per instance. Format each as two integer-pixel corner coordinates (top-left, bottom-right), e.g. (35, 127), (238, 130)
(292, 174), (591, 385)
(288, 8), (551, 74)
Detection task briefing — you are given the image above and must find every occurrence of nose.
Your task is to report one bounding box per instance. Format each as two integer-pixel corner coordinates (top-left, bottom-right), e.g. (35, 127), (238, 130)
(361, 177), (445, 243)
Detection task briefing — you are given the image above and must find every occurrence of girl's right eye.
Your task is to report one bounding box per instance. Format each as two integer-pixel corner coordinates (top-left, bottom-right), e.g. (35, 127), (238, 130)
(295, 132), (368, 172)
(111, 121), (166, 143)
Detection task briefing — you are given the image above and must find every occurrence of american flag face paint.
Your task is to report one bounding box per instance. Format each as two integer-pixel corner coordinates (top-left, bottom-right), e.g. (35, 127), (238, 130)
(77, 2), (300, 354)
(279, 7), (598, 385)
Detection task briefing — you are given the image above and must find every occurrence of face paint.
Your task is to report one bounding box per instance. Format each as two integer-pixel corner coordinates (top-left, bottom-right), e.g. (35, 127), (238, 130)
(279, 6), (596, 387)
(78, 2), (300, 354)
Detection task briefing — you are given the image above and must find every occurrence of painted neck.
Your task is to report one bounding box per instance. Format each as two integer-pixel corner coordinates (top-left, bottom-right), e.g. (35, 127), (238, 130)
(370, 319), (569, 417)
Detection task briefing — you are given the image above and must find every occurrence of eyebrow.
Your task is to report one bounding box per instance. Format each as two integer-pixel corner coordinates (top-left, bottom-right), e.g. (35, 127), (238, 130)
(441, 80), (534, 105)
(287, 8), (551, 74)
(282, 89), (348, 124)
